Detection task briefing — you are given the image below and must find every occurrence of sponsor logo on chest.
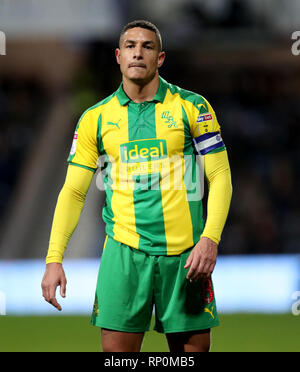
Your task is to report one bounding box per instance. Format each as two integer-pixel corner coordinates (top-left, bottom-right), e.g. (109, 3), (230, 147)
(120, 139), (167, 163)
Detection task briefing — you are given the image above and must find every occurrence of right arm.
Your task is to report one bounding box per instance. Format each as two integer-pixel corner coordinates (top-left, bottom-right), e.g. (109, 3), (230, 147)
(41, 164), (94, 310)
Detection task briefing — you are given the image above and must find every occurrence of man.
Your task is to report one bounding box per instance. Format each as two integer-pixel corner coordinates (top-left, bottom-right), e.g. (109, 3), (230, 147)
(41, 20), (232, 352)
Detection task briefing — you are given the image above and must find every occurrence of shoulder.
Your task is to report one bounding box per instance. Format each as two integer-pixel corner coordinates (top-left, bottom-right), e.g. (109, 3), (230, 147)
(79, 92), (117, 123)
(73, 93), (117, 139)
(165, 80), (209, 113)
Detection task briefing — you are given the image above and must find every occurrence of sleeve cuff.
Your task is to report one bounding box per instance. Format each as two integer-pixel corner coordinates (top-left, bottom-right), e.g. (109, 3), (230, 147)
(200, 233), (220, 245)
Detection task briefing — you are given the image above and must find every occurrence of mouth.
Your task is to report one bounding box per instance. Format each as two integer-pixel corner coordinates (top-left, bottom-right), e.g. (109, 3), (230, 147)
(129, 63), (146, 68)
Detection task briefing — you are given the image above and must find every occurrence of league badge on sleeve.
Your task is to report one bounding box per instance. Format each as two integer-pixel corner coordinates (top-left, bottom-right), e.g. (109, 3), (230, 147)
(197, 113), (212, 123)
(70, 131), (78, 156)
(196, 113), (215, 134)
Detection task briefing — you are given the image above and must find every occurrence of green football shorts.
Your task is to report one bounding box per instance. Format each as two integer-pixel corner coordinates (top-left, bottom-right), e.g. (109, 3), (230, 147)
(90, 236), (219, 333)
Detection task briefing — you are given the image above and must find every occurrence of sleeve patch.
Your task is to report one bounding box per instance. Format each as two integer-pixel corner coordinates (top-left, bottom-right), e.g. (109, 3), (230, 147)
(197, 113), (212, 123)
(69, 131), (78, 156)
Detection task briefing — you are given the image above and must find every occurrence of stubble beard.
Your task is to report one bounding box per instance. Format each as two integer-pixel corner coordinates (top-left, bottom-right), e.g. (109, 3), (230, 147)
(125, 68), (157, 87)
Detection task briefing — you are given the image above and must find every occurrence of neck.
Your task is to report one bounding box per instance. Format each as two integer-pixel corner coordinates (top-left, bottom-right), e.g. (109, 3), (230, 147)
(122, 73), (160, 103)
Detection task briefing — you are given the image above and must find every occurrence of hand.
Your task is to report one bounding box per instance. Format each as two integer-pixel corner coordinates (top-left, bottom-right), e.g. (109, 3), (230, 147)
(184, 237), (218, 282)
(41, 263), (67, 311)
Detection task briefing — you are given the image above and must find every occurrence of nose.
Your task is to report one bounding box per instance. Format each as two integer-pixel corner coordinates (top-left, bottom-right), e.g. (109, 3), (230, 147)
(133, 44), (143, 59)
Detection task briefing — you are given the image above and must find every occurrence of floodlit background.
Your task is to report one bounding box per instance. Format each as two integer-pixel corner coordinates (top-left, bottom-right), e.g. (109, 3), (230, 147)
(0, 0), (300, 351)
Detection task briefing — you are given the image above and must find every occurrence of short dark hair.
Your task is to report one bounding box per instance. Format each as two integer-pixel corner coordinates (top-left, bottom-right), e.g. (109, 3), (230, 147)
(119, 20), (162, 51)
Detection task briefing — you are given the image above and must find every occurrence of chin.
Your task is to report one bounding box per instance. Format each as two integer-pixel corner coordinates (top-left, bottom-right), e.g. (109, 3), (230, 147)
(130, 76), (147, 84)
(128, 71), (146, 79)
(128, 73), (155, 85)
(126, 75), (146, 84)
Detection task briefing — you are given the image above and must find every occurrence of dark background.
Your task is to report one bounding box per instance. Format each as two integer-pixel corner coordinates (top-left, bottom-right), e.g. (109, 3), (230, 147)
(0, 0), (299, 259)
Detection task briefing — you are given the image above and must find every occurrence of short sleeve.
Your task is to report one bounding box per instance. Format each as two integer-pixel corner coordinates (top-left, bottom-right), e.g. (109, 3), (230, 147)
(67, 109), (99, 172)
(190, 97), (225, 155)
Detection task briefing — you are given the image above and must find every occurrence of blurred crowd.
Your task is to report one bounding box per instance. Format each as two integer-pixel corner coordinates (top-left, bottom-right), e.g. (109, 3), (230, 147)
(219, 83), (300, 254)
(0, 77), (48, 223)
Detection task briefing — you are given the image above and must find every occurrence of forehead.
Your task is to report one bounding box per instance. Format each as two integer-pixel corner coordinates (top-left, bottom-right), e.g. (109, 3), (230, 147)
(121, 27), (158, 44)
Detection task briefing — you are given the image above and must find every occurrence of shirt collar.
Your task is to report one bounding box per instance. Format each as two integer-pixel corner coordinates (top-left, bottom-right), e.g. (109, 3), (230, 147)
(116, 76), (168, 106)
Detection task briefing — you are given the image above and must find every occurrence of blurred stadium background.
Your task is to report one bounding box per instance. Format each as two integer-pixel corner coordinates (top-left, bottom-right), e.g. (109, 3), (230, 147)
(0, 0), (300, 352)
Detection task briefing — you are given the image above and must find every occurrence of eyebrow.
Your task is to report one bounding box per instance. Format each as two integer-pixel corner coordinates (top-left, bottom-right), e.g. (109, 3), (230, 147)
(124, 39), (156, 46)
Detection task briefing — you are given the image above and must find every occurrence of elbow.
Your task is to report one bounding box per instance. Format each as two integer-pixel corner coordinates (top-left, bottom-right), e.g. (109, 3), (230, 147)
(62, 183), (87, 203)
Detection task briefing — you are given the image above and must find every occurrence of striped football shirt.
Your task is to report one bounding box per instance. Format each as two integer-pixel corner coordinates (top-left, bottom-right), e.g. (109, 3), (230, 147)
(67, 76), (225, 255)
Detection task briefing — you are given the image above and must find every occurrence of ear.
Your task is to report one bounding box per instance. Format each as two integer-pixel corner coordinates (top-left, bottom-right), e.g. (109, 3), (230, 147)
(115, 48), (121, 65)
(157, 51), (166, 68)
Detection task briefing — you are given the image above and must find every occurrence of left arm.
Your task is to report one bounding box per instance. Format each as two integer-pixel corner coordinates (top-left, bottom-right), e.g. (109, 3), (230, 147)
(185, 150), (232, 281)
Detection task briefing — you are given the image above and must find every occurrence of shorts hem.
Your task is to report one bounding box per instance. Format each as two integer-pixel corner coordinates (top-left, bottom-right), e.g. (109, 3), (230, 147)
(154, 321), (220, 334)
(91, 318), (150, 333)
